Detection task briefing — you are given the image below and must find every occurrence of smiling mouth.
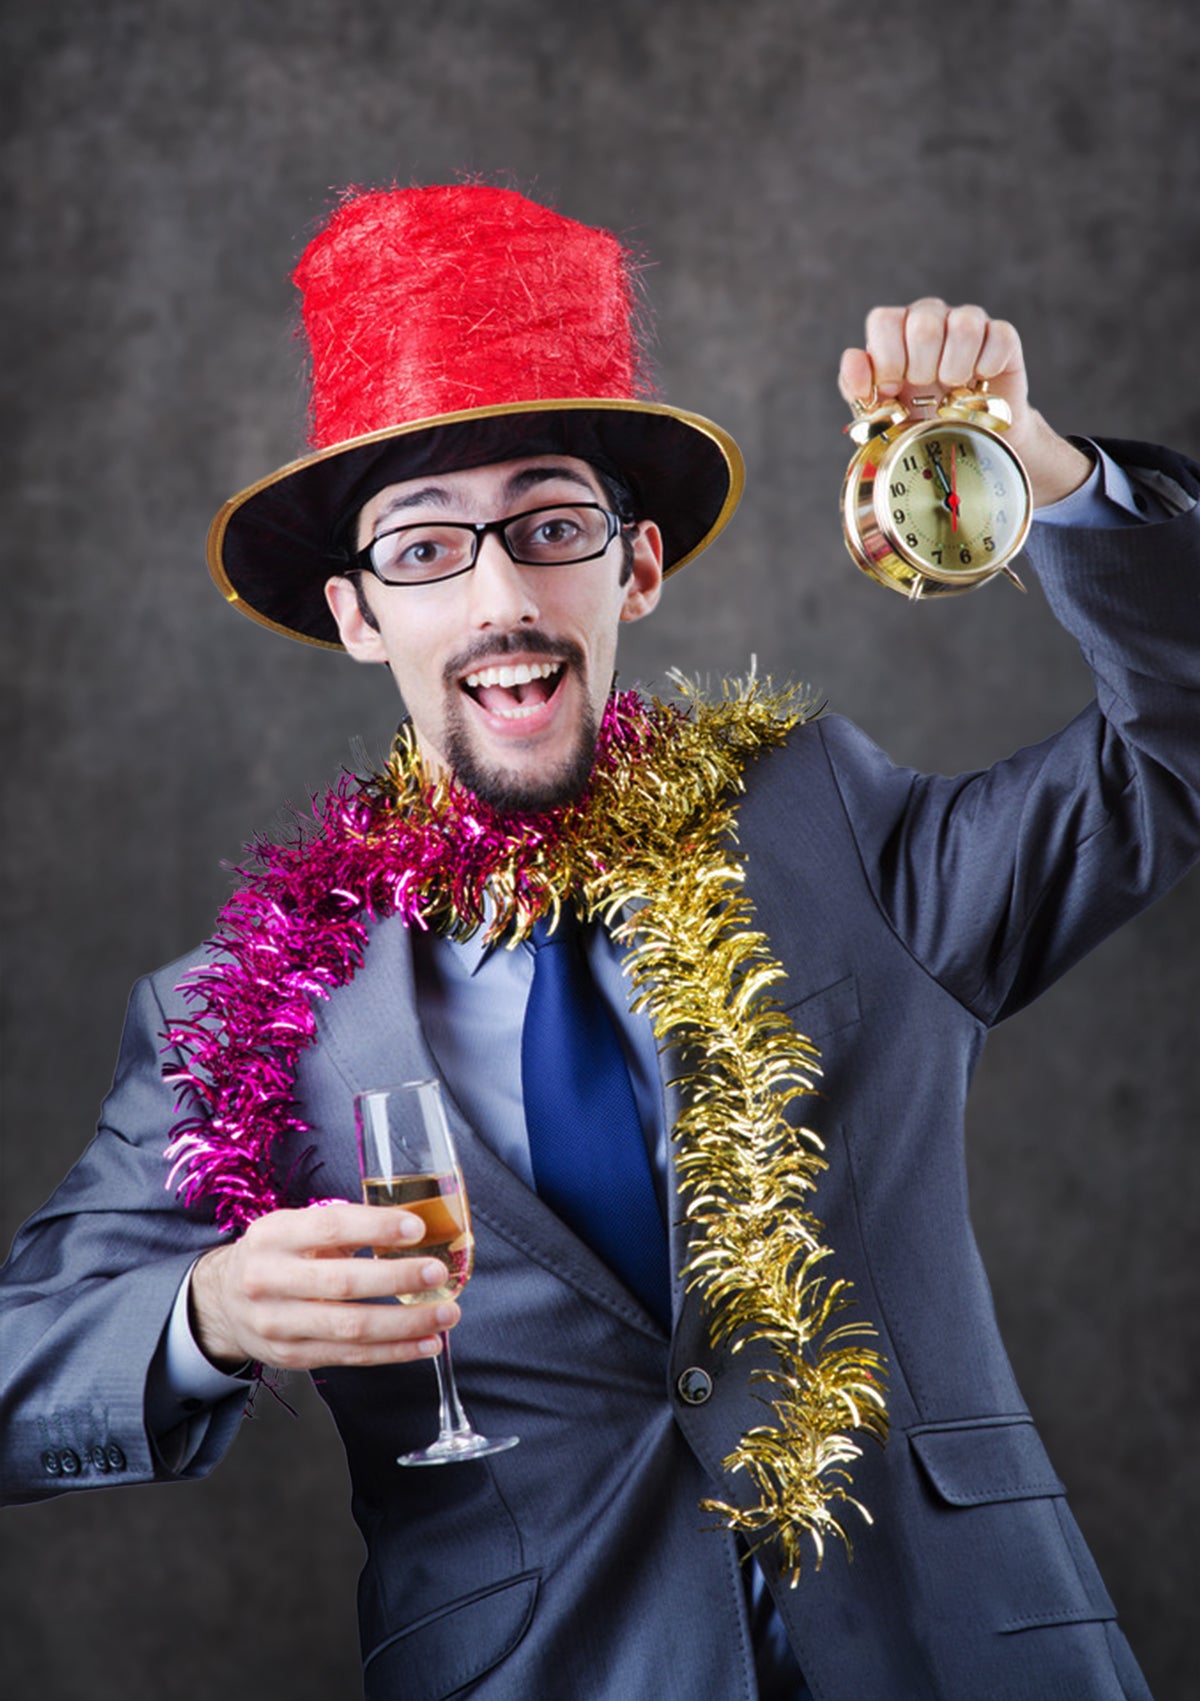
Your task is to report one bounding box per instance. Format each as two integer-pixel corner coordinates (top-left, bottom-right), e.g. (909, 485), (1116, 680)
(460, 659), (566, 721)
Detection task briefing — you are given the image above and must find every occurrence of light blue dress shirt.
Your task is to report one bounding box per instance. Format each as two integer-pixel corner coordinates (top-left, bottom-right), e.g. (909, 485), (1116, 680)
(412, 910), (669, 1200)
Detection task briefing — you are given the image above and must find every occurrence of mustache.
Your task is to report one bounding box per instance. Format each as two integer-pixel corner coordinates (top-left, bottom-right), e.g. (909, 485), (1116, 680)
(443, 630), (585, 684)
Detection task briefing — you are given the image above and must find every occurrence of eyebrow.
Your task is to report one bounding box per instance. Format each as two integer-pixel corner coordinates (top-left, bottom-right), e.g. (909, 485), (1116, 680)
(502, 464), (597, 502)
(371, 486), (455, 528)
(369, 464), (598, 534)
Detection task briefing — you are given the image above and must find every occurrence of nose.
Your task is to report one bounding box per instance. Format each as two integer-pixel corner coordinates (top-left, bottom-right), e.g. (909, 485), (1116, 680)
(465, 532), (540, 629)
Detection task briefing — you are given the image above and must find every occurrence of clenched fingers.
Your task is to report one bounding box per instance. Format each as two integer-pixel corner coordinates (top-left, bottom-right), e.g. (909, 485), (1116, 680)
(839, 298), (1028, 426)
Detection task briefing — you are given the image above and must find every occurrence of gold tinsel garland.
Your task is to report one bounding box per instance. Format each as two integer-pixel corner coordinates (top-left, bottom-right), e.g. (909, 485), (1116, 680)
(378, 676), (889, 1581)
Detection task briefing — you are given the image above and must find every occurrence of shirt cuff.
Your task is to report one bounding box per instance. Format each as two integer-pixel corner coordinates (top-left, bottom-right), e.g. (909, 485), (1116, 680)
(145, 1262), (254, 1447)
(1035, 438), (1192, 528)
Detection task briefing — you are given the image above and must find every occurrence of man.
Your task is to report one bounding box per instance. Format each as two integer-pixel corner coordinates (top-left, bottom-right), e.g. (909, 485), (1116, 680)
(3, 184), (1198, 1700)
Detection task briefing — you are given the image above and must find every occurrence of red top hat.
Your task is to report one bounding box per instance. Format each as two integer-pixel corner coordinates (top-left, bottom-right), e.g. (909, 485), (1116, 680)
(208, 185), (744, 649)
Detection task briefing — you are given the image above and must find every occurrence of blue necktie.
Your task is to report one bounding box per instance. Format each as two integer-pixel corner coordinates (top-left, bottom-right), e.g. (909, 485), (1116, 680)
(521, 911), (670, 1329)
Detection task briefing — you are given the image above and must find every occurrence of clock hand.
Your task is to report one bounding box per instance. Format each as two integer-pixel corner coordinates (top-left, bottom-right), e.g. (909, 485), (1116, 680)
(948, 443), (961, 533)
(928, 454), (959, 530)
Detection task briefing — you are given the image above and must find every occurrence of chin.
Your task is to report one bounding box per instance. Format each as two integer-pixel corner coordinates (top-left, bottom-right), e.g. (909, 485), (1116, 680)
(446, 720), (598, 816)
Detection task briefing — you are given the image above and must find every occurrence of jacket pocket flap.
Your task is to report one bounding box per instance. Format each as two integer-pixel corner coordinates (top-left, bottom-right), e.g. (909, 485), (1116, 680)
(783, 973), (860, 1039)
(910, 1417), (1065, 1507)
(364, 1571), (540, 1700)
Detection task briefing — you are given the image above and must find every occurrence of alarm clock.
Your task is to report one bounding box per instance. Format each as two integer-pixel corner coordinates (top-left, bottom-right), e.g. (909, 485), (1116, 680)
(841, 384), (1033, 600)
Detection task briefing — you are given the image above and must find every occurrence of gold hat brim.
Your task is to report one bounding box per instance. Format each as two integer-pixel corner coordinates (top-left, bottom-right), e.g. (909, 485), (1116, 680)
(208, 397), (745, 650)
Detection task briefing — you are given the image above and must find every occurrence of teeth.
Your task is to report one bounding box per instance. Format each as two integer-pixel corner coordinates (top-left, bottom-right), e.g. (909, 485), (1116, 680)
(491, 701), (545, 721)
(463, 660), (562, 690)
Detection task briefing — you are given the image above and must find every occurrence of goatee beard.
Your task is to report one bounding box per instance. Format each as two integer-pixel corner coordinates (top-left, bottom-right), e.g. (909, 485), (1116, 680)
(444, 697), (599, 815)
(440, 631), (598, 815)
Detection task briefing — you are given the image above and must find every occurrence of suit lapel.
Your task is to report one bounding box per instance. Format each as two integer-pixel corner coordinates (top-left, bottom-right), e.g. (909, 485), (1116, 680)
(297, 913), (668, 1336)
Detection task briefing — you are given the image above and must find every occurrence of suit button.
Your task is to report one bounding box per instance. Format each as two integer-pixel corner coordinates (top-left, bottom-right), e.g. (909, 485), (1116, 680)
(90, 1446), (111, 1473)
(677, 1367), (713, 1405)
(106, 1444), (127, 1471)
(41, 1450), (62, 1476)
(59, 1449), (81, 1476)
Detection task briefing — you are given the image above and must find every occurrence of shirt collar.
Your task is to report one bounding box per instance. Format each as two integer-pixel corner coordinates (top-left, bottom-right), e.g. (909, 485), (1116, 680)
(439, 890), (522, 979)
(438, 894), (637, 979)
(445, 921), (500, 979)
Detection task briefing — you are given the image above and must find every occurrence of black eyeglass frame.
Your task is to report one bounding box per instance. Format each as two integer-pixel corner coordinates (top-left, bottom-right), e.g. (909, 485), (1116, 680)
(349, 502), (632, 587)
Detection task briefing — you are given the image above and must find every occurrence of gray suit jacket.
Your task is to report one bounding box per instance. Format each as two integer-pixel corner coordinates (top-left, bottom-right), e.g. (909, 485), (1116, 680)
(4, 442), (1199, 1700)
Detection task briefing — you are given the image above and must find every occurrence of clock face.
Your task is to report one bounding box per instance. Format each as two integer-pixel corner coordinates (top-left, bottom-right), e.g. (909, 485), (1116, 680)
(874, 422), (1031, 580)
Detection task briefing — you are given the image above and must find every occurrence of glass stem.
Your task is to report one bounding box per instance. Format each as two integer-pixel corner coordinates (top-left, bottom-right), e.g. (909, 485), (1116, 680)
(432, 1330), (473, 1439)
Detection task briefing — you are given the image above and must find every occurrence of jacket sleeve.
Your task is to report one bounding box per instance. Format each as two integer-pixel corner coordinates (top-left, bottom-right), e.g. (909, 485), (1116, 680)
(819, 440), (1200, 1026)
(0, 969), (248, 1504)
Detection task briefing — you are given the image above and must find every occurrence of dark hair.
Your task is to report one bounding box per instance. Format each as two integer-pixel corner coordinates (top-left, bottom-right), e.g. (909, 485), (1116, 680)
(591, 462), (638, 524)
(590, 463), (639, 583)
(347, 569), (381, 632)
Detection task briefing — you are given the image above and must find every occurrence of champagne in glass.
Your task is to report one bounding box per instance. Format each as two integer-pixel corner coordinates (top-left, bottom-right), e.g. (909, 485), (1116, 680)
(354, 1079), (518, 1466)
(360, 1172), (472, 1303)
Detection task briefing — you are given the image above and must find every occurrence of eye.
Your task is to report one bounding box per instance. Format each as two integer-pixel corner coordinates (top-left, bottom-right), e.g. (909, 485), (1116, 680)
(372, 526), (468, 580)
(399, 537), (448, 566)
(507, 506), (603, 561)
(532, 515), (582, 544)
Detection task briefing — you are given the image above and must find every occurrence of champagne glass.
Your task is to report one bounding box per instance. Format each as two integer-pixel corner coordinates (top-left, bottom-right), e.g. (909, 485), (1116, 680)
(354, 1078), (519, 1466)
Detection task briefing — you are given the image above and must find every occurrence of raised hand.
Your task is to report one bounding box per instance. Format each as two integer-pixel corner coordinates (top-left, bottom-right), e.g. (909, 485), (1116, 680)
(838, 298), (1092, 508)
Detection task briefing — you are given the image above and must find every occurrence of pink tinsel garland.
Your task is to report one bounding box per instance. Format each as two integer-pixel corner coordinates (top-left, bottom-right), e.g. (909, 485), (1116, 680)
(162, 691), (659, 1231)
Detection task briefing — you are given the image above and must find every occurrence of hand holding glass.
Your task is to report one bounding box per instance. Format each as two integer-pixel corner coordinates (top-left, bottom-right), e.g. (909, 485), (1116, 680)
(354, 1079), (518, 1466)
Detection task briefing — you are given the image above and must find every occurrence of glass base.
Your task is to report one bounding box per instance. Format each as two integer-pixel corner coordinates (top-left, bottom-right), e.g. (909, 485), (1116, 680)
(397, 1431), (520, 1468)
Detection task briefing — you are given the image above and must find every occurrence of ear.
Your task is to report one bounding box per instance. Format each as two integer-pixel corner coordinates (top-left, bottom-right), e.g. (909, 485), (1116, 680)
(324, 576), (388, 662)
(618, 522), (664, 624)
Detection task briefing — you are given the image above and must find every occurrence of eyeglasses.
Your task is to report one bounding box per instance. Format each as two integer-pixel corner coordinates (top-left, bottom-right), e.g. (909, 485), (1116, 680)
(350, 502), (629, 587)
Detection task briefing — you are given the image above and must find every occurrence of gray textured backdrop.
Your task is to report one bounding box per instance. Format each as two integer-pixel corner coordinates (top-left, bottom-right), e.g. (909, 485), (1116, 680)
(3, 2), (1198, 1696)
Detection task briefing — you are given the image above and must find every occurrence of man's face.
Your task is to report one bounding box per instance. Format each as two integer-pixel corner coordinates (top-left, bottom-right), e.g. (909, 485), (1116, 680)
(325, 456), (663, 813)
